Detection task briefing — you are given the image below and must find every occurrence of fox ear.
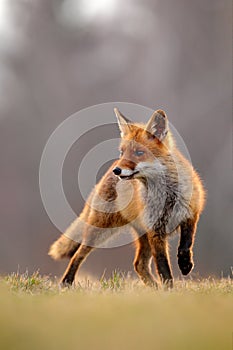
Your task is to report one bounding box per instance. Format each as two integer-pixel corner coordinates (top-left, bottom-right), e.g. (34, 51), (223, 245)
(114, 108), (132, 136)
(145, 110), (168, 141)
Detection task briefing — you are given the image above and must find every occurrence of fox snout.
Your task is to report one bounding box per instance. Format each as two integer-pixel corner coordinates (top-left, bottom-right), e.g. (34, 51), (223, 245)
(113, 167), (122, 176)
(113, 166), (139, 180)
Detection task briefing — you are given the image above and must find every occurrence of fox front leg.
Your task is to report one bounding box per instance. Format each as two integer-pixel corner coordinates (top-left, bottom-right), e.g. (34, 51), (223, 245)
(177, 217), (198, 275)
(148, 233), (173, 289)
(134, 234), (157, 287)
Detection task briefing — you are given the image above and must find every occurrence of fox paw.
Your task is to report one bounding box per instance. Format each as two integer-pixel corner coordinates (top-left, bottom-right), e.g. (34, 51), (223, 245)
(59, 276), (74, 289)
(178, 250), (194, 275)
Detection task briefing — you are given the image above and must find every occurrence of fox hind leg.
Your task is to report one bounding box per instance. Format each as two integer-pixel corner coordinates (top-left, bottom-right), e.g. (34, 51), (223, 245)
(60, 244), (93, 286)
(60, 222), (121, 287)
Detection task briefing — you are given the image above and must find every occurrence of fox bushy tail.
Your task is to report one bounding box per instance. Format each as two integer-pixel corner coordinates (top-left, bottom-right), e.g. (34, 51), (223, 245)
(48, 211), (89, 260)
(48, 235), (81, 260)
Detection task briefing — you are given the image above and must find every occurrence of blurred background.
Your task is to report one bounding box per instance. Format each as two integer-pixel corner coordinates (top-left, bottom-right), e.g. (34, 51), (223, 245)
(0, 0), (232, 279)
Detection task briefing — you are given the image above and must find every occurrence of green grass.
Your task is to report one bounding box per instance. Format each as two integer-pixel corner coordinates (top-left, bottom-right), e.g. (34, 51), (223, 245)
(0, 271), (232, 350)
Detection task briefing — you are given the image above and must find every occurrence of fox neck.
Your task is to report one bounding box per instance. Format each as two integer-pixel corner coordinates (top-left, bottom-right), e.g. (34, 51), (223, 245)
(139, 164), (178, 234)
(140, 169), (168, 207)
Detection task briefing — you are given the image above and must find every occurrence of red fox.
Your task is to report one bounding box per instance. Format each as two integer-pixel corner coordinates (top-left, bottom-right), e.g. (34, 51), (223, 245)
(49, 108), (205, 288)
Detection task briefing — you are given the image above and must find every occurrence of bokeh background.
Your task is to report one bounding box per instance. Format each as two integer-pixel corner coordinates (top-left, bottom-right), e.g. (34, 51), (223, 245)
(0, 0), (232, 279)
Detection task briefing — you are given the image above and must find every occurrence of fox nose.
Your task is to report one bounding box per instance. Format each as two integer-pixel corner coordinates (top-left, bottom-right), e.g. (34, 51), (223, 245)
(113, 167), (122, 176)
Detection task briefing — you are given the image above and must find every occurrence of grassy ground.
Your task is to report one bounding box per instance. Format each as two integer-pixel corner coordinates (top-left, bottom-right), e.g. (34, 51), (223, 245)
(0, 271), (232, 350)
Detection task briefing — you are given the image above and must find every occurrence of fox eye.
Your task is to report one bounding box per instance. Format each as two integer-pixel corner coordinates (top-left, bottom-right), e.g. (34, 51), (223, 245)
(134, 150), (145, 156)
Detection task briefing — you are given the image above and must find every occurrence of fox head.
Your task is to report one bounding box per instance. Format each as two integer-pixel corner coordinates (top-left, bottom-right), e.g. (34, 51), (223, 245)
(113, 108), (173, 180)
